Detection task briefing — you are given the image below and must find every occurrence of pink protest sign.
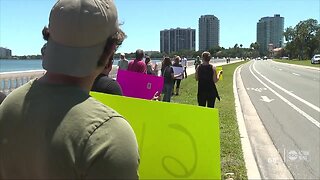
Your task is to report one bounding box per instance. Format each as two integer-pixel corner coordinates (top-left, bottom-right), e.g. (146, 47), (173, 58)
(116, 69), (164, 100)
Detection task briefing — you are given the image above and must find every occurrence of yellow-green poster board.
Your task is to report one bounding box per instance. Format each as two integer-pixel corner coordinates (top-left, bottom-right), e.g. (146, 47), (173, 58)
(91, 92), (221, 179)
(216, 66), (223, 80)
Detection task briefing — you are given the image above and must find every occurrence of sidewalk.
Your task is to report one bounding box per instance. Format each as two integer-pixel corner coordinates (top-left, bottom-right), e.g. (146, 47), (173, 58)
(185, 59), (244, 76)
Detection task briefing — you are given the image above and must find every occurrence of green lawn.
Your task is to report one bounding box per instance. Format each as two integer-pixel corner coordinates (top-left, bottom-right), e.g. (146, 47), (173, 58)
(273, 59), (320, 68)
(171, 61), (248, 180)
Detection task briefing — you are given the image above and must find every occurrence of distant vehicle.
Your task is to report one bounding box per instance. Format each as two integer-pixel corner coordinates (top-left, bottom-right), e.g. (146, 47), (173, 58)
(281, 56), (289, 60)
(311, 54), (320, 64)
(263, 56), (268, 60)
(257, 57), (261, 60)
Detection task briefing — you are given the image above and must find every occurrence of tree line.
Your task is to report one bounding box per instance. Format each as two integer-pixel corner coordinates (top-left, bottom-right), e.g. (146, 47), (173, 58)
(118, 19), (319, 60)
(284, 19), (320, 60)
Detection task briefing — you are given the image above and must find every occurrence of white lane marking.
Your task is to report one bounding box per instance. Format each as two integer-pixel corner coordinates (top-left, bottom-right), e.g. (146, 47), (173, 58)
(253, 63), (320, 113)
(250, 62), (320, 129)
(260, 96), (274, 103)
(246, 87), (267, 92)
(292, 73), (300, 76)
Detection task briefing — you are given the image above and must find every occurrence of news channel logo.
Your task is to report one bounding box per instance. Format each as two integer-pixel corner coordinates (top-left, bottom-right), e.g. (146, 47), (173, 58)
(268, 149), (310, 164)
(286, 150), (309, 161)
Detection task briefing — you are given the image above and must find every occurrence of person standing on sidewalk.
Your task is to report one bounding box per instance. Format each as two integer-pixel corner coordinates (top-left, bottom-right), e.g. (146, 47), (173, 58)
(195, 51), (223, 108)
(118, 52), (129, 70)
(172, 56), (183, 96)
(181, 56), (188, 78)
(194, 55), (201, 70)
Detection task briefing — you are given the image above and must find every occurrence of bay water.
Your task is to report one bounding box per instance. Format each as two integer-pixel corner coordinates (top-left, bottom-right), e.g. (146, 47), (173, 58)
(0, 59), (163, 73)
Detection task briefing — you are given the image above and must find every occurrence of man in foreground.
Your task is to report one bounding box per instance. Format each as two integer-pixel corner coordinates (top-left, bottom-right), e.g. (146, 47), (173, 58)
(0, 0), (139, 179)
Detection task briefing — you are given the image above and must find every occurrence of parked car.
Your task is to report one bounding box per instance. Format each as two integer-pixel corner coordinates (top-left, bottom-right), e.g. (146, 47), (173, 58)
(263, 56), (268, 60)
(311, 54), (320, 64)
(256, 57), (261, 60)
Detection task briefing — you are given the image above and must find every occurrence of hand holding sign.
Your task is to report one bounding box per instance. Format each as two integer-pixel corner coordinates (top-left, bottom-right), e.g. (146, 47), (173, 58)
(216, 66), (223, 81)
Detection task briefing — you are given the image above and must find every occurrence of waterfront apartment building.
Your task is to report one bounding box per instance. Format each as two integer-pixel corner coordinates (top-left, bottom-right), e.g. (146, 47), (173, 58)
(160, 28), (196, 54)
(257, 14), (284, 54)
(199, 15), (220, 51)
(0, 47), (12, 59)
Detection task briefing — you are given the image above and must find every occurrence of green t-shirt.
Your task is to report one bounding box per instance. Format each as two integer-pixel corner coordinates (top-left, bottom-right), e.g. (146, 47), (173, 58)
(0, 79), (139, 179)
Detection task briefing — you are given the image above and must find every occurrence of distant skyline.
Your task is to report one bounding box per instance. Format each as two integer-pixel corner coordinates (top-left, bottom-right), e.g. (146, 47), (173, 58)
(0, 0), (319, 56)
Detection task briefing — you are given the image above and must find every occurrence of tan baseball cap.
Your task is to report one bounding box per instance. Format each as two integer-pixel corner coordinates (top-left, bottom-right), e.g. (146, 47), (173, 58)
(43, 0), (119, 77)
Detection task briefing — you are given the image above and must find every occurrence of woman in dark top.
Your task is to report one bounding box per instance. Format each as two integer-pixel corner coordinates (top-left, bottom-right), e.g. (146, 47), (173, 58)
(161, 57), (174, 102)
(195, 51), (223, 108)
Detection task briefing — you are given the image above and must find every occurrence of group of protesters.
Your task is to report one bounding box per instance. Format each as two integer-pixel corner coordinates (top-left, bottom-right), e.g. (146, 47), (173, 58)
(111, 49), (189, 102)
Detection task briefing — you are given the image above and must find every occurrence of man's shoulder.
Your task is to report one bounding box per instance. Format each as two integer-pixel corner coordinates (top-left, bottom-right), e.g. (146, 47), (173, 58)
(71, 97), (126, 133)
(137, 60), (146, 66)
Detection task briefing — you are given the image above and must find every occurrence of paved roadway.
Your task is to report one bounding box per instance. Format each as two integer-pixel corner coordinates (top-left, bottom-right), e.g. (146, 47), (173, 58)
(240, 59), (320, 179)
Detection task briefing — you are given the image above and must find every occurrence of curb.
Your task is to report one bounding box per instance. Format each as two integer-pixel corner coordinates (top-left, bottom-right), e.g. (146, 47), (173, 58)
(233, 65), (261, 179)
(234, 62), (294, 179)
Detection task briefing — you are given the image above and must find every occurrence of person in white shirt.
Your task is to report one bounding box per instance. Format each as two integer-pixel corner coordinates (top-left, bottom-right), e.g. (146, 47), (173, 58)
(181, 56), (188, 78)
(118, 52), (129, 70)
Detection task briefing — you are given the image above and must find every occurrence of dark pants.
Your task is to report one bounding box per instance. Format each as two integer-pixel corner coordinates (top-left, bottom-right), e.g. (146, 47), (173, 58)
(162, 83), (173, 102)
(197, 93), (216, 108)
(173, 79), (181, 89)
(184, 67), (187, 78)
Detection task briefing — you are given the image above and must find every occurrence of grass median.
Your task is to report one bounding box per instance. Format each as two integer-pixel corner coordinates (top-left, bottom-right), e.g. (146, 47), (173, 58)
(273, 59), (320, 68)
(171, 61), (248, 180)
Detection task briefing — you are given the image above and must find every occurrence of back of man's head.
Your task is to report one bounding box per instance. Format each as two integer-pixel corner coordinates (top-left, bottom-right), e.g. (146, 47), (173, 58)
(135, 49), (144, 60)
(43, 0), (120, 77)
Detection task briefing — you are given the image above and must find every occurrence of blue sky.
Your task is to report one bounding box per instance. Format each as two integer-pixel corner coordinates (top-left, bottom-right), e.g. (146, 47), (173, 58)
(0, 0), (319, 56)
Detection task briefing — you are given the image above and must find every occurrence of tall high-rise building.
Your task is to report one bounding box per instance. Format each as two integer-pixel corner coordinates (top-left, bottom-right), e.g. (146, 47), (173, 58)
(160, 28), (196, 54)
(0, 47), (12, 59)
(257, 14), (284, 53)
(199, 15), (220, 51)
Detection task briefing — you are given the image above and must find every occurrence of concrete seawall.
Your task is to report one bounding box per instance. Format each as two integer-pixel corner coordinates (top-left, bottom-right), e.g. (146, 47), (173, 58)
(0, 59), (238, 95)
